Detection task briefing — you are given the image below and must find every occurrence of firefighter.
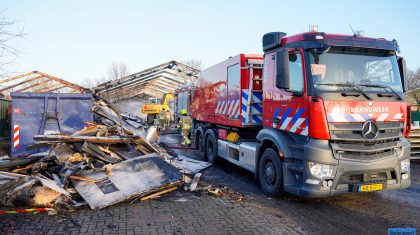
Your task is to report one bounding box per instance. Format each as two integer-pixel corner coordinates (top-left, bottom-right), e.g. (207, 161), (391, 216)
(164, 109), (172, 130)
(178, 109), (192, 146)
(158, 108), (166, 131)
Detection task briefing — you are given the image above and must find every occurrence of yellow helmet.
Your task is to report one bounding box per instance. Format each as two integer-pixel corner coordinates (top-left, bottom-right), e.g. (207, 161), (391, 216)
(181, 109), (187, 115)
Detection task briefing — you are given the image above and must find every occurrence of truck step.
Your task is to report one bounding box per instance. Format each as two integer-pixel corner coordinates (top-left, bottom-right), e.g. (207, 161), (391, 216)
(286, 163), (304, 172)
(252, 78), (263, 81)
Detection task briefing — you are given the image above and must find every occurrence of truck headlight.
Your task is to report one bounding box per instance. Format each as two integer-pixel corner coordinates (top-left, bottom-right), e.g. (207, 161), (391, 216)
(307, 162), (334, 179)
(400, 159), (410, 172)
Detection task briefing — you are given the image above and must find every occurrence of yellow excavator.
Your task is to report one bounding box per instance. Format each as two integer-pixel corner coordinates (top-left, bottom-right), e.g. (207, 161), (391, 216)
(141, 93), (174, 124)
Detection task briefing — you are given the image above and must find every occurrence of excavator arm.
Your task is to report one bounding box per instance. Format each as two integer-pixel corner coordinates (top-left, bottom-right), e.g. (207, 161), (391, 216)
(162, 94), (174, 107)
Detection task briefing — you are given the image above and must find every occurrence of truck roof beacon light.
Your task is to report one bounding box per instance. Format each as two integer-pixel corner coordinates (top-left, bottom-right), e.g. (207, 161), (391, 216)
(309, 25), (318, 32)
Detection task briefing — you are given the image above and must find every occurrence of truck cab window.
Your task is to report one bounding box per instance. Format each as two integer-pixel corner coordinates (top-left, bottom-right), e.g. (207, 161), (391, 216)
(365, 60), (394, 83)
(289, 53), (304, 92)
(310, 47), (403, 93)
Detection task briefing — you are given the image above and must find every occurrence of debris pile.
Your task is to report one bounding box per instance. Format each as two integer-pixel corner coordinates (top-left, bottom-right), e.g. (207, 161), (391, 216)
(207, 186), (245, 202)
(0, 98), (183, 210)
(121, 112), (144, 129)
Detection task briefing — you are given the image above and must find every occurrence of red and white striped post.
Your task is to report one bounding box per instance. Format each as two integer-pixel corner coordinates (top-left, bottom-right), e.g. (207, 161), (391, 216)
(13, 125), (20, 148)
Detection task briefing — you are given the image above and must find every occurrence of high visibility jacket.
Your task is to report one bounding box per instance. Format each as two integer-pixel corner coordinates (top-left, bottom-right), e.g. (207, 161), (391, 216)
(159, 110), (166, 120)
(178, 116), (192, 130)
(164, 111), (172, 120)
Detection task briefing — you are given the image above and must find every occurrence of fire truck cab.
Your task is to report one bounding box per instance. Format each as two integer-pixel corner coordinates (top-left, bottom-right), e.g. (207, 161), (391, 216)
(192, 31), (411, 197)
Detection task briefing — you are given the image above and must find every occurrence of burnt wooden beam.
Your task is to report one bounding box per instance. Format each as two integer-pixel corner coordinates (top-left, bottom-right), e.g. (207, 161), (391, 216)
(33, 135), (129, 144)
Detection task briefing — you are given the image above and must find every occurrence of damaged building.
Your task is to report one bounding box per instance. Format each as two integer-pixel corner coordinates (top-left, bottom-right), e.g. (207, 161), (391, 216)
(93, 61), (199, 115)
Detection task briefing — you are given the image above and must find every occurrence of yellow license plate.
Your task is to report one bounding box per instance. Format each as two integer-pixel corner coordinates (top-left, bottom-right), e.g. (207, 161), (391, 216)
(359, 184), (383, 192)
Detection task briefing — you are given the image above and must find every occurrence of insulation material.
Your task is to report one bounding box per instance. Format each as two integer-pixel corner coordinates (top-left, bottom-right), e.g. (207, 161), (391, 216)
(72, 153), (182, 209)
(170, 156), (212, 175)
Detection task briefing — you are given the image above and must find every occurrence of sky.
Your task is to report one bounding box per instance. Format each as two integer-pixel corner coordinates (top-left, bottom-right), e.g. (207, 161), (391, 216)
(1, 0), (420, 84)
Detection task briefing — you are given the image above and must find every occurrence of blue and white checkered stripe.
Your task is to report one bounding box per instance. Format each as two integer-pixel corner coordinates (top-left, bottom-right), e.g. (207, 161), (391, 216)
(271, 107), (308, 136)
(241, 89), (263, 125)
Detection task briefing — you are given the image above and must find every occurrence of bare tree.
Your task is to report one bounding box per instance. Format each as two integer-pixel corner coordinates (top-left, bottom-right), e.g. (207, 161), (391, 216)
(405, 68), (420, 105)
(407, 68), (420, 91)
(82, 63), (128, 90)
(94, 76), (108, 86)
(181, 59), (202, 70)
(406, 90), (420, 105)
(107, 62), (128, 81)
(79, 79), (95, 89)
(0, 12), (25, 78)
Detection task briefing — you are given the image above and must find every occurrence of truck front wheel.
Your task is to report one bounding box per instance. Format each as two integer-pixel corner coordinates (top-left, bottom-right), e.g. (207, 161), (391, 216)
(259, 148), (283, 196)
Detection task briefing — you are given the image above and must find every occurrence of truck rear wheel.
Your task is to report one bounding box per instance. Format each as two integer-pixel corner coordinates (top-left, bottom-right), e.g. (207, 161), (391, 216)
(195, 126), (205, 152)
(205, 131), (217, 163)
(259, 148), (283, 196)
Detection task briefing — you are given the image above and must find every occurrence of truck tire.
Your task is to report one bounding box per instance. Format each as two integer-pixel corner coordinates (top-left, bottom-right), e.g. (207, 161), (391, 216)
(205, 130), (218, 163)
(195, 126), (206, 152)
(258, 148), (283, 196)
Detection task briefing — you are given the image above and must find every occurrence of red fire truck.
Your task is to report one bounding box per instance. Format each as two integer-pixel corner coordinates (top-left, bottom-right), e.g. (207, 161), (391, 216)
(191, 31), (412, 197)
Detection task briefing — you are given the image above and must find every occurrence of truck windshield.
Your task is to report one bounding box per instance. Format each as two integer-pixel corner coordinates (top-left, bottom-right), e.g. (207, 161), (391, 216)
(309, 47), (403, 93)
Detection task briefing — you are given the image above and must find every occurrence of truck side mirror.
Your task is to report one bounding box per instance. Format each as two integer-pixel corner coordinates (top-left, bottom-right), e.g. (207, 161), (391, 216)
(275, 50), (290, 90)
(397, 57), (408, 92)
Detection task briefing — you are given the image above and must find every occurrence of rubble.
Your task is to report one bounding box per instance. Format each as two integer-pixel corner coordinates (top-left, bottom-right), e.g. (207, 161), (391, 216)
(189, 173), (202, 192)
(0, 96), (216, 213)
(139, 186), (178, 202)
(72, 154), (182, 209)
(170, 155), (212, 175)
(121, 112), (144, 129)
(0, 97), (206, 211)
(206, 186), (245, 202)
(146, 126), (159, 143)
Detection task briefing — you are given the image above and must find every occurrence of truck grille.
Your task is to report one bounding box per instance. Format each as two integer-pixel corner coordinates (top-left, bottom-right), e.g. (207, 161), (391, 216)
(329, 122), (403, 161)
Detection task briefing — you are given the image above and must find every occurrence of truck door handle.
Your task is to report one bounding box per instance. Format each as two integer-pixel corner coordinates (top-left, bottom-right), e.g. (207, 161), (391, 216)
(274, 117), (281, 124)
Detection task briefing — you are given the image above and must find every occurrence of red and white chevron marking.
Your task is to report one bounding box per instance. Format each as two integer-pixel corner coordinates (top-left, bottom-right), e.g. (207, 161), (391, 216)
(13, 125), (20, 148)
(215, 96), (240, 116)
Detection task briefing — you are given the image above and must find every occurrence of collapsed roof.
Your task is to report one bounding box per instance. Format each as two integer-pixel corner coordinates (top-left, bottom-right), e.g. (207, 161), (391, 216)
(0, 71), (85, 97)
(93, 61), (199, 101)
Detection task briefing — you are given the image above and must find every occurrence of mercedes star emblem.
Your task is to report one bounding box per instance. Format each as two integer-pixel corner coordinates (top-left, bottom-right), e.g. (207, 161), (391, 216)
(361, 120), (379, 141)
